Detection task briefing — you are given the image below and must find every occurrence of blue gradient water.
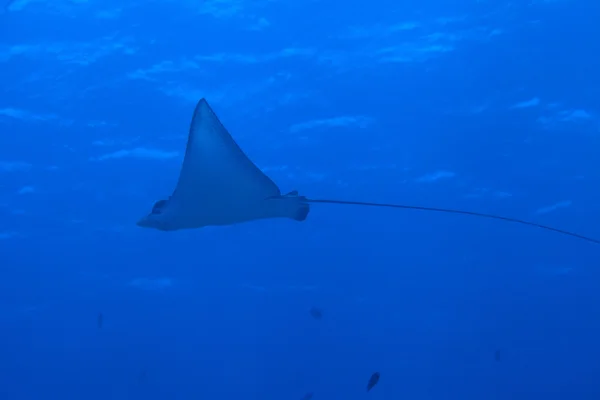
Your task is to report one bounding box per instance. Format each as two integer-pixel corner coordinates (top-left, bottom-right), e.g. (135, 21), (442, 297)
(1, 0), (600, 398)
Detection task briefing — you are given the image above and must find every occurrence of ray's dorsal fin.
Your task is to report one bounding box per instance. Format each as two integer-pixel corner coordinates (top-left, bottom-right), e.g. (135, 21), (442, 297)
(171, 98), (281, 207)
(305, 198), (600, 245)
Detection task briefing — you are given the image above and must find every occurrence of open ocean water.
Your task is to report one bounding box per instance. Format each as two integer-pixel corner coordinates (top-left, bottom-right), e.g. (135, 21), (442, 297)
(1, 0), (600, 399)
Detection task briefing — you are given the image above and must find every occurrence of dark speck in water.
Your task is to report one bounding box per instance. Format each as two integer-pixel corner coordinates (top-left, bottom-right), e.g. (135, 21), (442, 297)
(367, 372), (380, 391)
(309, 307), (322, 320)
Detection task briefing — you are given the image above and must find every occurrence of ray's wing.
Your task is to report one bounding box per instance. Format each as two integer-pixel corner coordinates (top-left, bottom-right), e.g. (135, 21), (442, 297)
(170, 99), (281, 209)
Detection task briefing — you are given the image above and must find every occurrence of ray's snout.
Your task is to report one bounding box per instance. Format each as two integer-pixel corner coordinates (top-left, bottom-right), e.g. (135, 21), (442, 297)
(136, 216), (151, 228)
(136, 213), (171, 231)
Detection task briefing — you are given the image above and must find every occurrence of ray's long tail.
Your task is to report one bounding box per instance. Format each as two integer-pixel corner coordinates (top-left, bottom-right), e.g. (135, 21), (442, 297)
(304, 198), (600, 245)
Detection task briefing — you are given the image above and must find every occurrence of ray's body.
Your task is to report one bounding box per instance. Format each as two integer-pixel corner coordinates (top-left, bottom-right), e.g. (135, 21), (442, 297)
(137, 99), (308, 231)
(137, 98), (599, 246)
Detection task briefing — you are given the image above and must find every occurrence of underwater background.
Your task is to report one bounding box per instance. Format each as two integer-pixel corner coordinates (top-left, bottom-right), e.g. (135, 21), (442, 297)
(1, 0), (600, 398)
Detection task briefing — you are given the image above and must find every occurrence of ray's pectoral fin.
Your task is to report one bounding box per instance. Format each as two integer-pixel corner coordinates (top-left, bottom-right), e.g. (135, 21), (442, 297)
(285, 190), (310, 221)
(267, 190), (310, 222)
(292, 198), (310, 222)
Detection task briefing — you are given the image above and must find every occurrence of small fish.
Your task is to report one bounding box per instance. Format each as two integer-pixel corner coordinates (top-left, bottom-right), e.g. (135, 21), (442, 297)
(97, 312), (103, 329)
(309, 307), (322, 320)
(494, 349), (501, 362)
(367, 372), (380, 391)
(301, 392), (313, 400)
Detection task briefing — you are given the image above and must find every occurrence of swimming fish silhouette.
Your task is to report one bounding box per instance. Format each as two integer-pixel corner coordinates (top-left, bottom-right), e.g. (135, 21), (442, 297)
(367, 372), (380, 391)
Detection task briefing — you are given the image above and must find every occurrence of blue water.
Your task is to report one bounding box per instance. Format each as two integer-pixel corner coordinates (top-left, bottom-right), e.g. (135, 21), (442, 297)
(2, 0), (600, 398)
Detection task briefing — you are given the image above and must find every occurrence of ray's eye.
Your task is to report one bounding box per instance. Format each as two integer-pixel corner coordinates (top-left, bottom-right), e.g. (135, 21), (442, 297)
(152, 199), (167, 214)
